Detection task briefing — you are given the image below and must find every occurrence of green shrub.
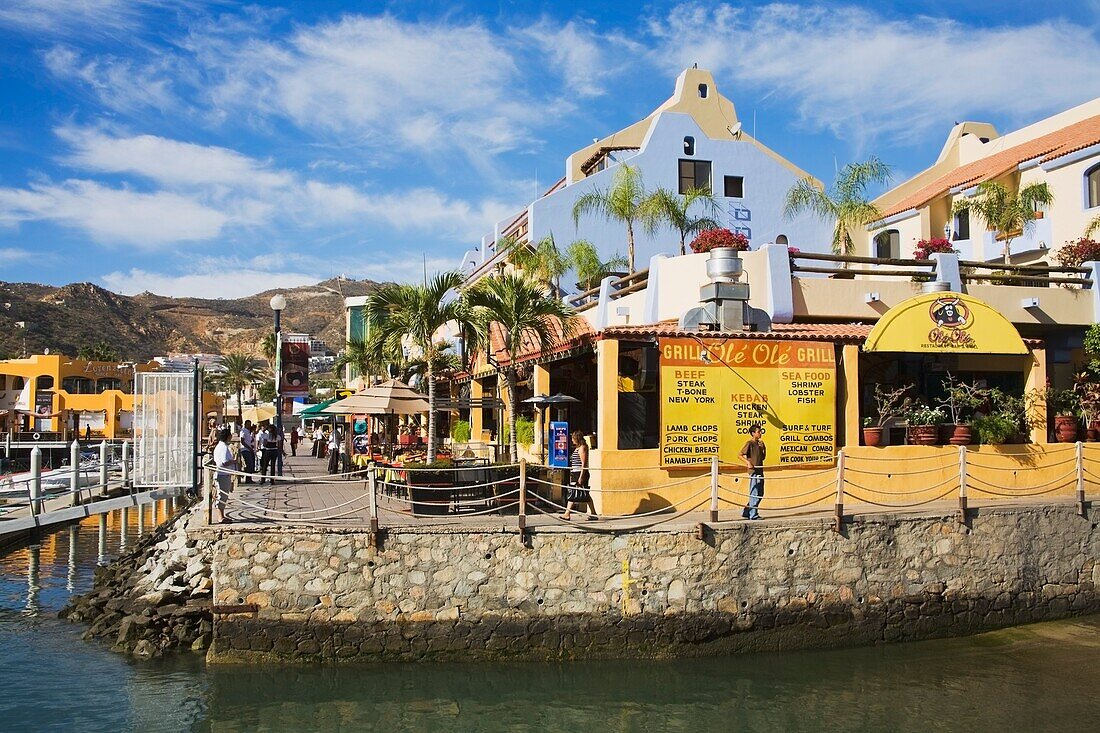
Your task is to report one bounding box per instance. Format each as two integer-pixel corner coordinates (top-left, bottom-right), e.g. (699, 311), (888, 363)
(973, 415), (1015, 445)
(451, 420), (471, 442)
(501, 416), (536, 447)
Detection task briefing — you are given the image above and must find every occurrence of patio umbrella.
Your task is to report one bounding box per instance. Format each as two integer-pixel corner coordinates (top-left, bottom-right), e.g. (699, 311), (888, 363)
(322, 379), (429, 416)
(227, 405), (276, 423)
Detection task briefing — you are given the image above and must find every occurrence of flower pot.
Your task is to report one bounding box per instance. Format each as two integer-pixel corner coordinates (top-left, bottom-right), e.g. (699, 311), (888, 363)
(1054, 415), (1079, 443)
(705, 248), (744, 283)
(862, 427), (884, 447)
(1088, 420), (1100, 442)
(948, 424), (972, 446)
(907, 424), (938, 446)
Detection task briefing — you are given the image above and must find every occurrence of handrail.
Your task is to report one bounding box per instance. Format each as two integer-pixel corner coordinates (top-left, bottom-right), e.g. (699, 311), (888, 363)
(791, 265), (933, 277)
(958, 260), (1089, 274)
(790, 252), (933, 267)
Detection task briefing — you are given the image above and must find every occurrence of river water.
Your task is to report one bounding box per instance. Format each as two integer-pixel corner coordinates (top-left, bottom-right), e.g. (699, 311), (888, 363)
(2, 510), (1100, 733)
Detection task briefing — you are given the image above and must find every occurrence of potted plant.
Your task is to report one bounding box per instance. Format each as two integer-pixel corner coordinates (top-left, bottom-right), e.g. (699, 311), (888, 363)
(972, 414), (1016, 445)
(936, 374), (987, 446)
(864, 384), (911, 447)
(689, 227), (750, 254)
(905, 402), (945, 445)
(1073, 371), (1100, 441)
(1048, 388), (1081, 443)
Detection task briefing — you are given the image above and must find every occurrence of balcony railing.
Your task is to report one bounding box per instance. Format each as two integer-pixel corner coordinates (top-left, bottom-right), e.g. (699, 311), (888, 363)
(568, 269), (650, 311)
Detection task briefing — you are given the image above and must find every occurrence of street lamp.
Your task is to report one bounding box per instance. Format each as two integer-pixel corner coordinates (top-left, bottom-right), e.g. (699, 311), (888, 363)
(270, 293), (287, 475)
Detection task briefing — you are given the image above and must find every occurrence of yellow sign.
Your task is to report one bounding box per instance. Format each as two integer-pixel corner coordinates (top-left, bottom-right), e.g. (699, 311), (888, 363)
(659, 338), (836, 468)
(864, 292), (1027, 354)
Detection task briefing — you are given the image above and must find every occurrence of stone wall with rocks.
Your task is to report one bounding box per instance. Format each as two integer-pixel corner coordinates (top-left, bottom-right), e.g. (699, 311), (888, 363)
(203, 504), (1100, 663)
(63, 503), (214, 658)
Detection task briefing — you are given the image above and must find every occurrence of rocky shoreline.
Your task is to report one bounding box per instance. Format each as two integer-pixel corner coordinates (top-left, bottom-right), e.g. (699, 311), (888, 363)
(60, 503), (215, 659)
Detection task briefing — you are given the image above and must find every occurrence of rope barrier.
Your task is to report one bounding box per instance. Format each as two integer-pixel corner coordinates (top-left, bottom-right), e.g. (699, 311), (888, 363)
(227, 494), (372, 521)
(228, 487), (372, 516)
(968, 481), (1075, 498)
(843, 474), (957, 496)
(526, 487), (710, 520)
(717, 477), (836, 500)
(844, 463), (957, 477)
(966, 469), (1078, 493)
(843, 451), (971, 463)
(843, 485), (957, 509)
(716, 488), (837, 512)
(963, 455), (1078, 471)
(523, 474), (707, 493)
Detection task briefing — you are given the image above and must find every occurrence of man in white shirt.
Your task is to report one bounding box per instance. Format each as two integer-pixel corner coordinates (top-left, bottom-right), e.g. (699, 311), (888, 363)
(238, 420), (256, 484)
(213, 428), (236, 523)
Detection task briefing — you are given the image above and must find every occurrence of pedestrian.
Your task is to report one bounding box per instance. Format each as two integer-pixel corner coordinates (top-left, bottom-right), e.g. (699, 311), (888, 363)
(327, 428), (341, 474)
(740, 423), (766, 520)
(563, 431), (596, 520)
(259, 423), (280, 484)
(290, 424), (300, 456)
(238, 420), (256, 484)
(213, 427), (237, 523)
(205, 417), (219, 454)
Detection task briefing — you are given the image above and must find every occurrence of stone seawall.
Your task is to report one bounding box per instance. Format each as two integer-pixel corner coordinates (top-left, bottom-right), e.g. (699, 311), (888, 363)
(200, 504), (1100, 663)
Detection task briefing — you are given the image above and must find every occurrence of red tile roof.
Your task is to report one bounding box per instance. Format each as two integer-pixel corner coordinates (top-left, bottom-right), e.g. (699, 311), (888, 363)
(601, 321), (872, 343)
(881, 114), (1100, 218)
(487, 316), (596, 367)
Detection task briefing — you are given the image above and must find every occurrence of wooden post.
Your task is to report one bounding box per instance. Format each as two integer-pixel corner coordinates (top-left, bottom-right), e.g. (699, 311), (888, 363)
(1076, 441), (1086, 517)
(833, 450), (845, 532)
(204, 464), (214, 526)
(121, 440), (131, 488)
(99, 440), (109, 497)
(518, 458), (527, 539)
(368, 463), (379, 546)
(97, 513), (108, 566)
(30, 446), (42, 516)
(958, 445), (968, 523)
(137, 499), (145, 535)
(70, 440), (81, 507)
(709, 455), (719, 523)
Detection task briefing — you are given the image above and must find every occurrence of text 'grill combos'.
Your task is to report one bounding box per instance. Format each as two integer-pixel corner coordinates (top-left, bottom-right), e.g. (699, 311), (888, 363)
(659, 338), (837, 467)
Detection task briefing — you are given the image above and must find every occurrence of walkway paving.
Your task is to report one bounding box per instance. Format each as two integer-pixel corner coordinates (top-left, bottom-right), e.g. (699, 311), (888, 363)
(220, 446), (1090, 533)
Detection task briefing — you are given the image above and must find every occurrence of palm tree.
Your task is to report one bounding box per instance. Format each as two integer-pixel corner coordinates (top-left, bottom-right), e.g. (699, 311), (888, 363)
(646, 186), (721, 255)
(220, 353), (263, 417)
(953, 180), (1054, 265)
(783, 157), (892, 258)
(1085, 214), (1099, 239)
(334, 339), (387, 386)
(572, 163), (654, 274)
(509, 234), (571, 297)
(566, 240), (629, 290)
(466, 273), (578, 462)
(77, 340), (120, 362)
(363, 271), (472, 458)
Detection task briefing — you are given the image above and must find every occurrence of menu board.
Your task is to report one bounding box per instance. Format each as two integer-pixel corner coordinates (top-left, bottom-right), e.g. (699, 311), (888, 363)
(658, 338), (836, 467)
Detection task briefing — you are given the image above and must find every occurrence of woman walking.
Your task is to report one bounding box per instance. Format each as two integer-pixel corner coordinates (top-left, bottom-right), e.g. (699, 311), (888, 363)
(563, 431), (596, 520)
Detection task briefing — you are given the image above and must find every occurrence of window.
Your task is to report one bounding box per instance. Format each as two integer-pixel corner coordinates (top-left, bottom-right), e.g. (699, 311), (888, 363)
(698, 83), (708, 98)
(874, 229), (901, 259)
(953, 210), (971, 240)
(12, 376), (24, 391)
(724, 175), (744, 198)
(96, 378), (122, 393)
(683, 136), (695, 156)
(775, 235), (789, 246)
(1087, 163), (1100, 209)
(617, 344), (659, 450)
(36, 375), (54, 390)
(679, 159), (711, 194)
(62, 376), (95, 394)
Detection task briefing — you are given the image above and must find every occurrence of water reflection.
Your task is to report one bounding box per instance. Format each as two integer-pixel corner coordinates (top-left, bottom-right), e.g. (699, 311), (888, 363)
(2, 512), (1100, 733)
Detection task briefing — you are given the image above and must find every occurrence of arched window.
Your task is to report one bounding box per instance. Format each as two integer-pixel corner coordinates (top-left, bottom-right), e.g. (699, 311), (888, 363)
(36, 375), (54, 390)
(1087, 162), (1100, 209)
(698, 83), (708, 98)
(683, 136), (695, 156)
(775, 235), (789, 246)
(12, 376), (24, 391)
(874, 229), (901, 259)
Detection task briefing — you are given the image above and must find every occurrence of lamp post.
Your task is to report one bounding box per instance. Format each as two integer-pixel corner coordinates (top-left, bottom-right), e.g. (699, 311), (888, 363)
(270, 293), (287, 476)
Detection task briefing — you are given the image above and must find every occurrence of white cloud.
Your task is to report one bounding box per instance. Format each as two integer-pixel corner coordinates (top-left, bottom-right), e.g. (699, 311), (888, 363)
(58, 126), (293, 190)
(101, 265), (318, 299)
(43, 46), (178, 113)
(0, 247), (34, 263)
(649, 3), (1100, 147)
(0, 0), (157, 35)
(0, 179), (228, 246)
(518, 18), (633, 99)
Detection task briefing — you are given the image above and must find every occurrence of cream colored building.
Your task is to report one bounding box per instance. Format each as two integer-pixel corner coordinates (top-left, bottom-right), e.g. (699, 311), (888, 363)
(864, 99), (1100, 263)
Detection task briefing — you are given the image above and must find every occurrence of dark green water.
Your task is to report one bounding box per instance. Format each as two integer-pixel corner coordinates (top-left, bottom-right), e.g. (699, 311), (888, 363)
(2, 511), (1100, 732)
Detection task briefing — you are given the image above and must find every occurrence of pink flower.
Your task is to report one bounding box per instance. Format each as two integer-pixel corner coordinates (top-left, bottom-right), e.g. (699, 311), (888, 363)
(690, 228), (750, 254)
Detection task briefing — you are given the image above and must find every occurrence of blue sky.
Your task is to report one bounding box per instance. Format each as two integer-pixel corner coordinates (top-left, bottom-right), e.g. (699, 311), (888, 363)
(1, 0), (1099, 298)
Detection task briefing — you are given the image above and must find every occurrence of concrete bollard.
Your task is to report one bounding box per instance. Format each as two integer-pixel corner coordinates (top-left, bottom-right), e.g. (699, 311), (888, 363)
(99, 441), (109, 498)
(122, 440), (131, 488)
(70, 440), (81, 507)
(29, 446), (42, 516)
(97, 513), (108, 566)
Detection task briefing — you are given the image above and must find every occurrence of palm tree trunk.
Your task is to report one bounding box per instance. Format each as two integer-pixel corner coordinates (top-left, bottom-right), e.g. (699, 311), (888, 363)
(1002, 236), (1012, 267)
(237, 388), (243, 421)
(506, 369), (519, 463)
(626, 221), (636, 274)
(426, 362), (436, 459)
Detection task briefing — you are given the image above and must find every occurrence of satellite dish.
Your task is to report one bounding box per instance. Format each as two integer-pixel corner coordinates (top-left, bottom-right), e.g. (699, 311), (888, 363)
(729, 122), (742, 137)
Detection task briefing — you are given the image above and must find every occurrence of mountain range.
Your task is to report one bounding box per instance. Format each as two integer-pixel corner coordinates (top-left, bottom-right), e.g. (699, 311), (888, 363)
(0, 278), (378, 361)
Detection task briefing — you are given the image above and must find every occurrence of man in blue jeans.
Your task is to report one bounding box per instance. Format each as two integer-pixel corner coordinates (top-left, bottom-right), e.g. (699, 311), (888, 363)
(740, 423), (766, 519)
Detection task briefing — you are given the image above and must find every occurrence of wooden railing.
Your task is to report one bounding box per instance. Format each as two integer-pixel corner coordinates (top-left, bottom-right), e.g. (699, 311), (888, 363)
(789, 252), (1094, 288)
(567, 269), (650, 310)
(958, 260), (1092, 287)
(789, 252), (935, 278)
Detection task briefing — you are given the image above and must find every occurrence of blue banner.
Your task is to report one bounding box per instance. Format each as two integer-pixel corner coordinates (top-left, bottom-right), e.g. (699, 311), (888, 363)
(549, 421), (570, 468)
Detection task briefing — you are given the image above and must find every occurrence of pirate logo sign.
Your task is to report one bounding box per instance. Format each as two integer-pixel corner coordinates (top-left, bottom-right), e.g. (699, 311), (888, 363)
(927, 296), (976, 348)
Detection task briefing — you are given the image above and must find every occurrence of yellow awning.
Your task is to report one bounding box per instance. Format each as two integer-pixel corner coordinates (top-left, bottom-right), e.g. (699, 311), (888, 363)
(863, 292), (1027, 355)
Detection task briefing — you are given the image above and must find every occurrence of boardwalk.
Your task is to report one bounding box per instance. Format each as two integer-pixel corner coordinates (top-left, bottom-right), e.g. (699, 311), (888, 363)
(218, 443), (1088, 533)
